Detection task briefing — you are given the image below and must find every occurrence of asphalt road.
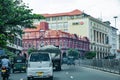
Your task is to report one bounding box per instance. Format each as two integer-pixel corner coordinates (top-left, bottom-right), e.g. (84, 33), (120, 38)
(1, 64), (120, 80)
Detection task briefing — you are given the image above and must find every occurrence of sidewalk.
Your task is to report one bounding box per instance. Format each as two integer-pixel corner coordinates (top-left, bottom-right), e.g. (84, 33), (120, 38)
(77, 59), (120, 75)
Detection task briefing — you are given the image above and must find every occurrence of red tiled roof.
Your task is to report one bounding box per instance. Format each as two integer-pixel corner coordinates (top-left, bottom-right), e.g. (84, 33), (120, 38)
(45, 30), (71, 38)
(42, 9), (83, 17)
(44, 29), (89, 40)
(24, 22), (49, 32)
(45, 30), (59, 37)
(23, 22), (89, 41)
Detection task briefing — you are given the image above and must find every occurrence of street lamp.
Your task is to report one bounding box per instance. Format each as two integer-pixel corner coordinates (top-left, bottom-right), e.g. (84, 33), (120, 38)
(113, 16), (118, 28)
(113, 16), (118, 55)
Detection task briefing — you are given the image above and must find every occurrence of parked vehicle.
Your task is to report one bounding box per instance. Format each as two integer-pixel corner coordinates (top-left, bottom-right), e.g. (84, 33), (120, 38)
(12, 56), (27, 73)
(62, 57), (68, 64)
(27, 52), (53, 80)
(67, 56), (75, 65)
(39, 45), (62, 71)
(1, 66), (10, 80)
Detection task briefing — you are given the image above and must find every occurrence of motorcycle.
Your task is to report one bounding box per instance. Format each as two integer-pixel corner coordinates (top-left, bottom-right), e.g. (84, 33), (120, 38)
(1, 66), (10, 80)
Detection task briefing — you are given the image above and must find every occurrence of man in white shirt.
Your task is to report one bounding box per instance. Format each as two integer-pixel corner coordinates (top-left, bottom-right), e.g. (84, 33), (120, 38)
(1, 57), (10, 67)
(1, 55), (11, 73)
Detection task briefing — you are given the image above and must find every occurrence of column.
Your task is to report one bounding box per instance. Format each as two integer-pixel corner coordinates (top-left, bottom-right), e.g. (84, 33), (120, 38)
(101, 33), (104, 44)
(103, 34), (105, 44)
(100, 32), (102, 43)
(97, 31), (99, 43)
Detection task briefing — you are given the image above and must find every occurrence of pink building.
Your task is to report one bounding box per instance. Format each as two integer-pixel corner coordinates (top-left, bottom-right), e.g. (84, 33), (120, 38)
(22, 22), (90, 57)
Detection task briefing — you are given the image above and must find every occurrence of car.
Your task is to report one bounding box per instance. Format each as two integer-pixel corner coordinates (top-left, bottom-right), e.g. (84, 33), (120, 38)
(39, 45), (62, 71)
(67, 56), (75, 65)
(12, 55), (27, 73)
(62, 57), (68, 64)
(27, 52), (53, 80)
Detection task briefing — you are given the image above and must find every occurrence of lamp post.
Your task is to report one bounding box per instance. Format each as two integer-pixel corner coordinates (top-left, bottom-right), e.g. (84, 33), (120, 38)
(113, 16), (118, 57)
(113, 16), (118, 28)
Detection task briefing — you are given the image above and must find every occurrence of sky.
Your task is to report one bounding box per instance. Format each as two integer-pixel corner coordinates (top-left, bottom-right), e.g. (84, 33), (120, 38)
(23, 0), (120, 31)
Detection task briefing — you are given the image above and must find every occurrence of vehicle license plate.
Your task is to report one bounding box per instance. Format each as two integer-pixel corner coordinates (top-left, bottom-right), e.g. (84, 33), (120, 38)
(2, 70), (6, 72)
(37, 72), (43, 76)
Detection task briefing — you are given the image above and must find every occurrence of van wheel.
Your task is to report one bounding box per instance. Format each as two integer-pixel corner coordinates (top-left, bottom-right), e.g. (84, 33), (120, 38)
(24, 70), (26, 73)
(2, 77), (6, 80)
(13, 70), (15, 73)
(27, 77), (33, 80)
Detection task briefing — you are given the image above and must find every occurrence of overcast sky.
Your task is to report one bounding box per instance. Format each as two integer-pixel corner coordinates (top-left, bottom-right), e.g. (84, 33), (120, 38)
(23, 0), (120, 31)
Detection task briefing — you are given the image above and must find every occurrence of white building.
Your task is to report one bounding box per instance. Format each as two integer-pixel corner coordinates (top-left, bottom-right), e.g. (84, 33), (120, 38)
(117, 33), (120, 50)
(42, 9), (113, 59)
(109, 26), (118, 55)
(7, 34), (22, 54)
(116, 33), (120, 59)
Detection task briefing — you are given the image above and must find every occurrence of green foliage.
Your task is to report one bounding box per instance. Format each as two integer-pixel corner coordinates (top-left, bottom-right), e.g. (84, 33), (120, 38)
(0, 0), (45, 48)
(27, 47), (37, 55)
(68, 49), (79, 59)
(4, 49), (15, 59)
(40, 48), (61, 54)
(85, 51), (96, 59)
(0, 34), (7, 48)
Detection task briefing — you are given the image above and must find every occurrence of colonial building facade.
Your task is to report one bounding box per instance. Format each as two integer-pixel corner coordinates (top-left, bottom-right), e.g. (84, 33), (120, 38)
(22, 22), (90, 57)
(109, 26), (118, 55)
(6, 35), (22, 54)
(42, 9), (112, 59)
(0, 35), (22, 56)
(116, 33), (120, 59)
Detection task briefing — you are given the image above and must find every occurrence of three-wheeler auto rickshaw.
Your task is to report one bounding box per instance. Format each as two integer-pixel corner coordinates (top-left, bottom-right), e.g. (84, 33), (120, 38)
(67, 56), (75, 65)
(12, 56), (27, 73)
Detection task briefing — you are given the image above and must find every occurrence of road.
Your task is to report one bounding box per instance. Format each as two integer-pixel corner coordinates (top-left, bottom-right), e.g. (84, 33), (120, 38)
(1, 64), (120, 80)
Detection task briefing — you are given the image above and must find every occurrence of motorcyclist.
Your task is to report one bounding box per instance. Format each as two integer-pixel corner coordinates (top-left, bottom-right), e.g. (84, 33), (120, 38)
(1, 55), (11, 74)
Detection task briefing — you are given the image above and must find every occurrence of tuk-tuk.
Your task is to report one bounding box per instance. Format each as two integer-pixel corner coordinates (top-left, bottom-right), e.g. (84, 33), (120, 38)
(67, 56), (75, 65)
(12, 56), (27, 73)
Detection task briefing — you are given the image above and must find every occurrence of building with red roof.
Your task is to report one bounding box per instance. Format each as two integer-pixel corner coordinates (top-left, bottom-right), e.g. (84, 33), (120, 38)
(22, 22), (90, 57)
(42, 9), (83, 17)
(41, 9), (113, 59)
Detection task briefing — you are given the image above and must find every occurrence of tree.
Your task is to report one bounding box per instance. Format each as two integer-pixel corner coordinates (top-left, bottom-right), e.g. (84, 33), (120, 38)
(68, 48), (79, 59)
(0, 0), (44, 48)
(85, 51), (96, 59)
(4, 49), (15, 60)
(40, 46), (61, 53)
(27, 47), (37, 55)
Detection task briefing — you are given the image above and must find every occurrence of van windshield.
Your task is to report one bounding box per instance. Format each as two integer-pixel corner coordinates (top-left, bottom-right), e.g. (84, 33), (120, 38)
(30, 53), (50, 62)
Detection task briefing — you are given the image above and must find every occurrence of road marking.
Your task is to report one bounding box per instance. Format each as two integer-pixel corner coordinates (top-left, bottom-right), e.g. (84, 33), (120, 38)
(70, 76), (74, 79)
(20, 78), (24, 80)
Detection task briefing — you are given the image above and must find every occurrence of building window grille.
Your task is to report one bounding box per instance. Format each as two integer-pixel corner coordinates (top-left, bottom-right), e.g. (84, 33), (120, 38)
(52, 17), (56, 21)
(46, 18), (50, 21)
(70, 16), (74, 19)
(72, 22), (79, 25)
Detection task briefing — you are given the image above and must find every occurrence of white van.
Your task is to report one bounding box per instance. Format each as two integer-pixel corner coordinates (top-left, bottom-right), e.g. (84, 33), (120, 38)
(27, 52), (53, 80)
